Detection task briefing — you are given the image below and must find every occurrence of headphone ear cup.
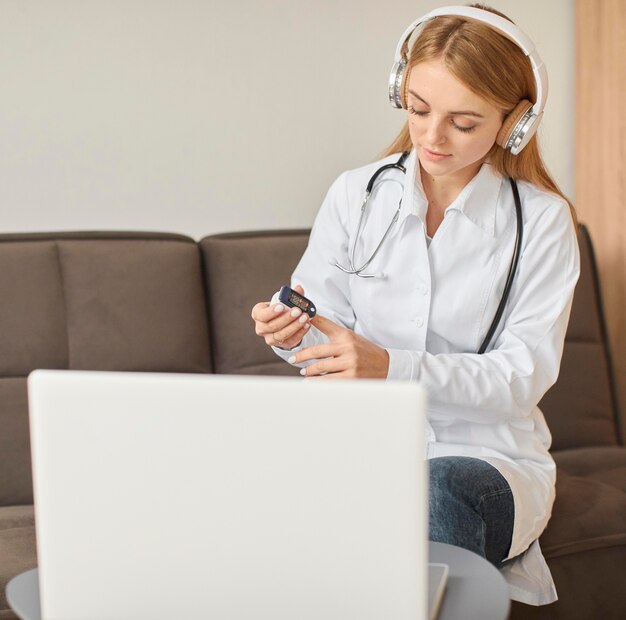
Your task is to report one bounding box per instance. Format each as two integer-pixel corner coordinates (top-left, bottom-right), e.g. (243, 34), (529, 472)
(399, 63), (410, 109)
(389, 60), (408, 109)
(496, 100), (533, 150)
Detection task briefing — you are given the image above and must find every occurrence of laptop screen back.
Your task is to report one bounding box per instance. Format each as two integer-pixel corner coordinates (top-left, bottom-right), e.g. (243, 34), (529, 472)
(28, 370), (426, 620)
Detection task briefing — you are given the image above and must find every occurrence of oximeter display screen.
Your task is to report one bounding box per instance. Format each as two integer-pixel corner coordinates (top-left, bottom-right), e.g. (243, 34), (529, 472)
(279, 285), (316, 318)
(289, 291), (309, 311)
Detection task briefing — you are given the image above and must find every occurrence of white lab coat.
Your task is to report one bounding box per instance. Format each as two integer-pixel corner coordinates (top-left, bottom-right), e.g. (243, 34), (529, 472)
(273, 150), (580, 605)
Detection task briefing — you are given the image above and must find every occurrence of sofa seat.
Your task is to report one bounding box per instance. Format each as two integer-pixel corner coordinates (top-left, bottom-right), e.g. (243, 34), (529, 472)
(0, 506), (36, 619)
(543, 447), (626, 556)
(510, 446), (626, 620)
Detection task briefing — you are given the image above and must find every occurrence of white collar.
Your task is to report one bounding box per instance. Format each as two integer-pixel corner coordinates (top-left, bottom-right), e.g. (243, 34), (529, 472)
(400, 150), (504, 237)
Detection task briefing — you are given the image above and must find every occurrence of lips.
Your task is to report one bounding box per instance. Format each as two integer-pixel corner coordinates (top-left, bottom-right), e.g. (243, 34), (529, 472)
(422, 147), (451, 162)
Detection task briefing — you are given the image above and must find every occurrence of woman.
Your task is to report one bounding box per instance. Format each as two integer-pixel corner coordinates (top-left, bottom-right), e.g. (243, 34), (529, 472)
(251, 4), (579, 606)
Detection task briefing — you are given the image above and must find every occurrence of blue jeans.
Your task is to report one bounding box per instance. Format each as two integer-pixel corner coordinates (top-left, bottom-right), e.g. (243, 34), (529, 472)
(428, 456), (514, 567)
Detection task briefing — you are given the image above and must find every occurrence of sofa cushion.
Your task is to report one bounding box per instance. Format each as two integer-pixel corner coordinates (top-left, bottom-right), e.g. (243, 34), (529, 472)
(0, 379), (31, 506)
(0, 505), (36, 618)
(509, 545), (626, 620)
(0, 242), (69, 377)
(538, 226), (620, 449)
(0, 232), (214, 507)
(508, 446), (626, 620)
(199, 226), (622, 450)
(199, 230), (309, 375)
(539, 342), (617, 450)
(0, 232), (212, 374)
(58, 238), (211, 372)
(540, 446), (626, 557)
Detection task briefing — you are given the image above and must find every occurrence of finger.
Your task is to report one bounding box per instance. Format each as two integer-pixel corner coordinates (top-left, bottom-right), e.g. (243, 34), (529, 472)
(256, 306), (307, 337)
(269, 312), (310, 344)
(276, 323), (310, 350)
(299, 357), (346, 377)
(252, 301), (286, 323)
(288, 343), (340, 364)
(266, 306), (310, 333)
(251, 301), (270, 321)
(305, 372), (347, 380)
(255, 284), (306, 325)
(311, 314), (346, 338)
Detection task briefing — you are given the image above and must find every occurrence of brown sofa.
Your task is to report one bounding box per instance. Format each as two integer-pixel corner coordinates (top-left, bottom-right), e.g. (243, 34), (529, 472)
(1, 226), (624, 620)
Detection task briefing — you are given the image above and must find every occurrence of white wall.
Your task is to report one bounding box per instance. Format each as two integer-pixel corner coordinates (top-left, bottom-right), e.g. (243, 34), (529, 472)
(0, 0), (574, 238)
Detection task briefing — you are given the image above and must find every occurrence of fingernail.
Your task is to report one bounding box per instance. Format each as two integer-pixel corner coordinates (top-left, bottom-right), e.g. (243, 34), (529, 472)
(287, 355), (296, 364)
(290, 308), (301, 318)
(298, 315), (307, 324)
(274, 304), (284, 313)
(304, 323), (310, 329)
(300, 368), (306, 376)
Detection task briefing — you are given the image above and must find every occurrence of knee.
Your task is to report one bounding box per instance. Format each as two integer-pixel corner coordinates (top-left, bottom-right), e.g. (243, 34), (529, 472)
(427, 457), (514, 567)
(428, 457), (477, 508)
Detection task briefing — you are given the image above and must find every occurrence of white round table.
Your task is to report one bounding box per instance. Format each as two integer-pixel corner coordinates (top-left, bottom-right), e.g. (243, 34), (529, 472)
(7, 541), (510, 620)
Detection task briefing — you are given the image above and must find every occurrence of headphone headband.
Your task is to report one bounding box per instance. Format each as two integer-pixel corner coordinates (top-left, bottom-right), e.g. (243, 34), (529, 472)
(389, 5), (548, 154)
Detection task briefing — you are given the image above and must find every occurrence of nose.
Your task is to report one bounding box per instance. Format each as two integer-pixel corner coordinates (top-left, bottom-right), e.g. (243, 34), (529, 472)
(424, 117), (447, 145)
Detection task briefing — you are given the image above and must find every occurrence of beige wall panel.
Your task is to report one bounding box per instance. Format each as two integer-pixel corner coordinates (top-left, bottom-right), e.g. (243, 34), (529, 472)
(0, 1), (574, 236)
(576, 0), (626, 438)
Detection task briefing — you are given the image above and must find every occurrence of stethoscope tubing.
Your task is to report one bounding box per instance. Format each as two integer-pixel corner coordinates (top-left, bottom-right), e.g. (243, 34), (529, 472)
(477, 177), (523, 353)
(335, 152), (410, 278)
(333, 151), (524, 354)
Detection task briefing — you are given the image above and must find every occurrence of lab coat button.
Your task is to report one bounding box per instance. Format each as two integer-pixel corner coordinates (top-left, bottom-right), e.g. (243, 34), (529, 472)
(415, 317), (424, 328)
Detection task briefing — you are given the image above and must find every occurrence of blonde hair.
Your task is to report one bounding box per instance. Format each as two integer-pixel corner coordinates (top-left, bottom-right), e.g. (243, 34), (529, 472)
(381, 4), (577, 225)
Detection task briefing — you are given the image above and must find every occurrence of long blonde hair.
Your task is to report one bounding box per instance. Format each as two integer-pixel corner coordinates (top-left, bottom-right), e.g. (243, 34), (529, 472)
(381, 4), (577, 225)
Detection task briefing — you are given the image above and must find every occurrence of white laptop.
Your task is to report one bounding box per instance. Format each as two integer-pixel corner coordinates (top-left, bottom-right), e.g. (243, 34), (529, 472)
(28, 370), (445, 620)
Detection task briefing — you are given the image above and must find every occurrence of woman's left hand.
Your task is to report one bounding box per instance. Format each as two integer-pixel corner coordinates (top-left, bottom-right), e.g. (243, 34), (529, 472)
(288, 315), (389, 379)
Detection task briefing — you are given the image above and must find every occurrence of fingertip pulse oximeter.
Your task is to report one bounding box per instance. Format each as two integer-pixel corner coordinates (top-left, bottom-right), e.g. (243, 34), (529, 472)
(278, 286), (317, 318)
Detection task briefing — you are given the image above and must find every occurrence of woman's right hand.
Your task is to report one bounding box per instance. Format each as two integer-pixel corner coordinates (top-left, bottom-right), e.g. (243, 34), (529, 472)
(250, 285), (311, 350)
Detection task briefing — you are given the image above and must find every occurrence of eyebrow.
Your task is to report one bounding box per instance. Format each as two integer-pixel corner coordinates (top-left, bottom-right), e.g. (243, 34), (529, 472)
(407, 89), (485, 118)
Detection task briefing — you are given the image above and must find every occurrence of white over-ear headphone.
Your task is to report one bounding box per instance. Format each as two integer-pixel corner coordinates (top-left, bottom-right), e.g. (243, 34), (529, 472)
(388, 5), (548, 155)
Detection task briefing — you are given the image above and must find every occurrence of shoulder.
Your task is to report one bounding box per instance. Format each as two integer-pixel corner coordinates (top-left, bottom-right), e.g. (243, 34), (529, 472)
(514, 180), (572, 226)
(513, 181), (579, 268)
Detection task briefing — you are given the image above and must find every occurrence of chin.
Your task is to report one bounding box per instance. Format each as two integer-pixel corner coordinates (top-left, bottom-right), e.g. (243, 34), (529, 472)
(418, 156), (455, 177)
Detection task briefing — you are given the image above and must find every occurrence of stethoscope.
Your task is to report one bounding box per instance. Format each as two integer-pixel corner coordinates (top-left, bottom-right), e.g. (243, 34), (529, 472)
(334, 151), (524, 354)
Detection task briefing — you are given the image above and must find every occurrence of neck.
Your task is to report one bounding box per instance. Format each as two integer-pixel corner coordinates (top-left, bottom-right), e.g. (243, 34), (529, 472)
(420, 160), (484, 211)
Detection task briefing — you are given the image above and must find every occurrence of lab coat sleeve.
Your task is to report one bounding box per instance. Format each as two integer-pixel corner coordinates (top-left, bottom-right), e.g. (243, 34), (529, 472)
(387, 199), (580, 424)
(272, 171), (356, 364)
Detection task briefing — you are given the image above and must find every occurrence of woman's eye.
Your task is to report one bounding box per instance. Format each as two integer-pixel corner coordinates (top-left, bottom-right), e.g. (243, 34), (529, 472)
(453, 122), (476, 133)
(408, 107), (476, 133)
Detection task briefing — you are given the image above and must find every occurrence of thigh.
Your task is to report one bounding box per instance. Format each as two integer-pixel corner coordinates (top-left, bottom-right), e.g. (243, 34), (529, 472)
(428, 456), (514, 567)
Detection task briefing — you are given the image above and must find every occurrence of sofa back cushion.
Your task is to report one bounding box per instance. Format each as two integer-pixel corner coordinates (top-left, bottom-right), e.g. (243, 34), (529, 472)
(0, 232), (212, 506)
(201, 226), (620, 451)
(538, 225), (620, 449)
(199, 231), (308, 376)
